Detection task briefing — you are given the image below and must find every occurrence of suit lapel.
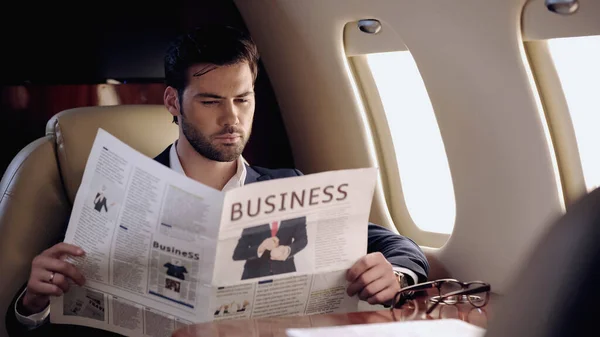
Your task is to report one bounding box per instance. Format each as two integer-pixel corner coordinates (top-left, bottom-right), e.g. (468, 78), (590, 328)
(154, 144), (171, 167)
(245, 166), (272, 184)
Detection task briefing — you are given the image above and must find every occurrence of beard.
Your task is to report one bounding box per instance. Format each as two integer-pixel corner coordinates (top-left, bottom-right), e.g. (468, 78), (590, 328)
(180, 114), (250, 162)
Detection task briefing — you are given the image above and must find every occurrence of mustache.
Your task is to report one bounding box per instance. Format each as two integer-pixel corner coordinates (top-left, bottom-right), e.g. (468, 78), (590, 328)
(215, 125), (244, 136)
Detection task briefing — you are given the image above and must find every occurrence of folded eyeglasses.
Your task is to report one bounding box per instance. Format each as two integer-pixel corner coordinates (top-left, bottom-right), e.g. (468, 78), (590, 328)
(391, 278), (491, 314)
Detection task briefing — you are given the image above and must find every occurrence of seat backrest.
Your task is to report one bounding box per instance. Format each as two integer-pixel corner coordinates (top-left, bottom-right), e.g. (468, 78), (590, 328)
(0, 104), (177, 337)
(46, 104), (179, 203)
(485, 187), (600, 337)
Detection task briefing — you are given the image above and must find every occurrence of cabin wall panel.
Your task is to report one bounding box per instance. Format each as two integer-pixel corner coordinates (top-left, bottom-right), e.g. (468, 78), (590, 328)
(523, 0), (600, 40)
(236, 0), (566, 294)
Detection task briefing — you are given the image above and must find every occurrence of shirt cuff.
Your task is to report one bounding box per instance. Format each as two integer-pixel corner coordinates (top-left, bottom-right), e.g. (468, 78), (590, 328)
(14, 288), (50, 328)
(393, 266), (418, 286)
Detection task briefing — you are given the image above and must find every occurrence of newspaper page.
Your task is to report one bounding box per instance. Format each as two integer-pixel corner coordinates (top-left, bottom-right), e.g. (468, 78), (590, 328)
(49, 129), (377, 336)
(211, 166), (376, 321)
(50, 129), (222, 336)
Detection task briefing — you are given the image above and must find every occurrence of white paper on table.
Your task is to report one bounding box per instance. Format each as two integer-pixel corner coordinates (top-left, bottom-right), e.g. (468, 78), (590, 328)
(286, 319), (486, 337)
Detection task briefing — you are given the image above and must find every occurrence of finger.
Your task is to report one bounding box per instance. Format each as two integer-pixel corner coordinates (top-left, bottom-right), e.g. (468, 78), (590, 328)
(272, 237), (279, 246)
(34, 269), (70, 294)
(28, 279), (63, 297)
(358, 277), (389, 301)
(261, 239), (272, 250)
(277, 251), (285, 260)
(36, 256), (86, 286)
(43, 243), (85, 258)
(31, 267), (54, 284)
(346, 270), (380, 296)
(346, 264), (388, 296)
(367, 286), (397, 305)
(346, 252), (385, 282)
(50, 273), (71, 293)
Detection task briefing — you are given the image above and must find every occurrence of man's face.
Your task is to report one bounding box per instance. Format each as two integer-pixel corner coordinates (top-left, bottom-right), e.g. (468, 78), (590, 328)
(177, 62), (255, 162)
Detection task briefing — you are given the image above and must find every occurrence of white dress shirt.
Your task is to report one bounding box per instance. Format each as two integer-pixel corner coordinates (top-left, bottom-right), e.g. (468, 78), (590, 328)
(169, 141), (247, 192)
(13, 290), (50, 328)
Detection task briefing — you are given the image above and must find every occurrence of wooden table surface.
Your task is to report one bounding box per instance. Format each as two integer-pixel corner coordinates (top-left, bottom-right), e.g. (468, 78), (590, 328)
(172, 294), (495, 337)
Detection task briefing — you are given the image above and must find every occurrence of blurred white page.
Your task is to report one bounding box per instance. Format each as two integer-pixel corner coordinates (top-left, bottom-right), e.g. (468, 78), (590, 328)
(286, 319), (486, 337)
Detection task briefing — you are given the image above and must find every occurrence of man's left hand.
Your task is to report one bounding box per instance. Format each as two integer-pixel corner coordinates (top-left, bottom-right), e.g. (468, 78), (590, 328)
(346, 252), (400, 305)
(270, 245), (291, 261)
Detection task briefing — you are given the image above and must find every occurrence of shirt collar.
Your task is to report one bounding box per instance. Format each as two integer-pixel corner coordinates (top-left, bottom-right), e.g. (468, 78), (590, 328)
(169, 141), (247, 192)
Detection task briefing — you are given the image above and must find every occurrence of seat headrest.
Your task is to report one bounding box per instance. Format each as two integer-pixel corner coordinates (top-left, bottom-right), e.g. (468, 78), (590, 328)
(46, 104), (178, 203)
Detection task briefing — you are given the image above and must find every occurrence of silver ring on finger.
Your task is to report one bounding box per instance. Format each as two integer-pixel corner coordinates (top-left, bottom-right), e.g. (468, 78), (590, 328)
(49, 272), (55, 283)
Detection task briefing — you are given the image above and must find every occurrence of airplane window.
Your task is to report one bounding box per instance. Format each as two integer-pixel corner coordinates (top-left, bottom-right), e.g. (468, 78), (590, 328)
(366, 51), (456, 234)
(547, 35), (600, 192)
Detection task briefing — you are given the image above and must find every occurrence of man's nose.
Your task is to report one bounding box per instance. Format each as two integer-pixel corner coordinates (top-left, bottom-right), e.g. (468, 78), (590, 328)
(218, 101), (239, 126)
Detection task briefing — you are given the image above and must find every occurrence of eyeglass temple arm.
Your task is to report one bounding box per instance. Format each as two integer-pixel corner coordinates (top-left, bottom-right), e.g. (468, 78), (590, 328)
(425, 285), (491, 314)
(400, 281), (438, 293)
(389, 282), (438, 308)
(398, 279), (462, 294)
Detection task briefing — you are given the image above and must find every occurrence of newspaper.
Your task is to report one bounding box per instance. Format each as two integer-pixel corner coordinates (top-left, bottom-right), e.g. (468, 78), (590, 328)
(49, 128), (377, 337)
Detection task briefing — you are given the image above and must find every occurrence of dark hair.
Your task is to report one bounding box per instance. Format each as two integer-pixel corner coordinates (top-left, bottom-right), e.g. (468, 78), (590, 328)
(164, 25), (260, 124)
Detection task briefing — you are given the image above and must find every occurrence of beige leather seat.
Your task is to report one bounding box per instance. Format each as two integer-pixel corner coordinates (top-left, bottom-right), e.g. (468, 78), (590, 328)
(0, 104), (178, 337)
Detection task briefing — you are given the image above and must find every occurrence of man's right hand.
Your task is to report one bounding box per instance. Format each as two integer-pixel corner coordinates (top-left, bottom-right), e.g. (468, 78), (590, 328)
(21, 243), (86, 314)
(257, 237), (279, 257)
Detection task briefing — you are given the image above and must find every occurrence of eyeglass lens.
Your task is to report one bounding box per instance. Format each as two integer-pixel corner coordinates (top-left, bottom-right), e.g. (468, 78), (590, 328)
(439, 281), (463, 304)
(465, 282), (488, 307)
(436, 281), (488, 306)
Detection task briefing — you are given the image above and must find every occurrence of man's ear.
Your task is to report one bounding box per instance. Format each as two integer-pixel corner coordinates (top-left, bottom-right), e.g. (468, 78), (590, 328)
(164, 86), (181, 119)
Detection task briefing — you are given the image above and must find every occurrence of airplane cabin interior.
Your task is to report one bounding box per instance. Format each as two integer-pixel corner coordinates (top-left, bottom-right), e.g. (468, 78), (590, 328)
(0, 0), (598, 336)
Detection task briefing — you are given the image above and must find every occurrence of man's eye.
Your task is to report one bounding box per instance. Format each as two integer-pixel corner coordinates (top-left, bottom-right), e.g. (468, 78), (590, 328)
(237, 97), (254, 104)
(201, 101), (219, 106)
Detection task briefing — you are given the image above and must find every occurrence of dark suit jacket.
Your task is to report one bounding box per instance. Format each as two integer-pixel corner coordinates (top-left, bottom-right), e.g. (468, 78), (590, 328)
(6, 144), (429, 336)
(93, 193), (108, 212)
(232, 216), (308, 279)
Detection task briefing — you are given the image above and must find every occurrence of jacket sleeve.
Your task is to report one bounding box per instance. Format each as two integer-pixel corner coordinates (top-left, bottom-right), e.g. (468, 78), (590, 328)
(288, 220), (308, 257)
(232, 228), (261, 261)
(367, 223), (430, 283)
